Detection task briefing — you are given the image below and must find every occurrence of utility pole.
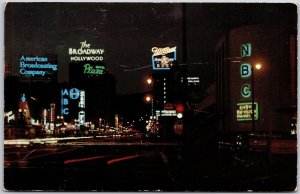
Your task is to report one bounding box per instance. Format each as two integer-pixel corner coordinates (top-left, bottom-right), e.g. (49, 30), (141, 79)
(182, 3), (187, 64)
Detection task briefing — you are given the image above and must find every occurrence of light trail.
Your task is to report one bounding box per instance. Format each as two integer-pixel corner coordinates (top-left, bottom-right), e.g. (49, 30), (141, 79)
(107, 155), (142, 165)
(4, 136), (93, 145)
(64, 155), (109, 164)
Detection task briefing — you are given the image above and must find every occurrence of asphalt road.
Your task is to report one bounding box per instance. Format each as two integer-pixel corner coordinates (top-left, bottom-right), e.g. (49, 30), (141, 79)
(4, 139), (182, 191)
(4, 137), (297, 191)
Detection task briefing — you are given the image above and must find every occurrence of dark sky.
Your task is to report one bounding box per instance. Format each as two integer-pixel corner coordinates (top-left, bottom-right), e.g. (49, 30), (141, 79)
(4, 3), (297, 94)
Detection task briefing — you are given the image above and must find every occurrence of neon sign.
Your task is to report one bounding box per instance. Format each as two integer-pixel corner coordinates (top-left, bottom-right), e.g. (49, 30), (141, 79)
(61, 88), (81, 116)
(19, 55), (57, 79)
(241, 84), (251, 98)
(79, 91), (85, 108)
(21, 94), (26, 103)
(69, 88), (80, 100)
(152, 46), (176, 70)
(240, 63), (252, 78)
(187, 77), (200, 84)
(236, 102), (259, 121)
(241, 43), (252, 57)
(69, 41), (104, 62)
(156, 110), (177, 117)
(78, 111), (85, 125)
(83, 63), (105, 75)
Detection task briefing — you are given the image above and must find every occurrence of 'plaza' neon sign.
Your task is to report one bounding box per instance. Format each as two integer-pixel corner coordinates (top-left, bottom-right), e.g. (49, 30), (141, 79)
(83, 63), (105, 75)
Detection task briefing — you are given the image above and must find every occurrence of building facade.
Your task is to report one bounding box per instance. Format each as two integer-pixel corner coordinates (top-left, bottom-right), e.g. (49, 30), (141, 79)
(215, 23), (297, 135)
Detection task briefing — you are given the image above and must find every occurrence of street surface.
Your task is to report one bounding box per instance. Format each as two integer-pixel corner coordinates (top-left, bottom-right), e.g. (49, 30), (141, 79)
(4, 135), (297, 191)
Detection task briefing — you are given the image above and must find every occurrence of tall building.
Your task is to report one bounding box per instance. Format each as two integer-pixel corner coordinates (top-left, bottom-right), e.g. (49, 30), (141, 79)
(213, 23), (297, 135)
(151, 63), (187, 139)
(68, 64), (117, 123)
(5, 64), (12, 77)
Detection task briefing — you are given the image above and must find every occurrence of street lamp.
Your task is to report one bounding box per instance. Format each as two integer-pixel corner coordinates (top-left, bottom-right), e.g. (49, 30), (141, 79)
(145, 95), (152, 102)
(146, 77), (152, 85)
(251, 63), (262, 131)
(145, 76), (154, 118)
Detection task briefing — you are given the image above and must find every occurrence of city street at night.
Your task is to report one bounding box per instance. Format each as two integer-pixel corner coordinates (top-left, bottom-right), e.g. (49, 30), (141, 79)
(4, 134), (297, 191)
(3, 2), (298, 192)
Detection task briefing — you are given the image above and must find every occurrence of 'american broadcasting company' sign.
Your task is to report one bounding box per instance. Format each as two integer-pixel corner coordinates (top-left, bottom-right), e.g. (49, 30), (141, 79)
(19, 55), (58, 80)
(69, 41), (104, 62)
(151, 47), (176, 70)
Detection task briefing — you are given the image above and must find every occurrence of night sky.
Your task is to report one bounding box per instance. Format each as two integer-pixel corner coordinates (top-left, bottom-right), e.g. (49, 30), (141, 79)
(4, 3), (297, 94)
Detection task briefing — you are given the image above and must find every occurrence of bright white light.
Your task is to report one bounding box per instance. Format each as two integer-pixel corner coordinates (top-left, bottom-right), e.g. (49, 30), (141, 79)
(255, 63), (262, 70)
(145, 96), (151, 102)
(177, 113), (183, 119)
(146, 78), (152, 85)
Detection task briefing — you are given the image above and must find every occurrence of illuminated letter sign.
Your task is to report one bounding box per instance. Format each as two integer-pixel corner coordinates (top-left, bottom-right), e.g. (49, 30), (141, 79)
(61, 89), (69, 116)
(69, 88), (80, 100)
(83, 63), (105, 75)
(21, 94), (26, 103)
(241, 43), (252, 57)
(240, 63), (251, 78)
(79, 91), (85, 108)
(62, 108), (69, 115)
(63, 98), (69, 105)
(241, 84), (251, 98)
(78, 111), (85, 125)
(152, 47), (176, 70)
(62, 89), (69, 96)
(156, 109), (177, 117)
(69, 41), (104, 62)
(236, 102), (259, 121)
(19, 55), (58, 80)
(61, 88), (81, 116)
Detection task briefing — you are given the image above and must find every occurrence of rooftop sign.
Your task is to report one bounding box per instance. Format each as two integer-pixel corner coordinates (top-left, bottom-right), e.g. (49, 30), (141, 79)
(241, 43), (252, 57)
(83, 63), (105, 75)
(69, 41), (104, 62)
(19, 55), (58, 80)
(151, 46), (176, 70)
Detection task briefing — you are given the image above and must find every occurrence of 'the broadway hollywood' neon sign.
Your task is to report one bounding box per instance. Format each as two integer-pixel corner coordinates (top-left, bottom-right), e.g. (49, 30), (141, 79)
(151, 46), (176, 70)
(69, 41), (104, 62)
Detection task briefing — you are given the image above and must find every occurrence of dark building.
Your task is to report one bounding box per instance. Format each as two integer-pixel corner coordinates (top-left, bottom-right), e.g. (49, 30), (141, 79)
(4, 52), (60, 125)
(199, 23), (297, 136)
(150, 63), (187, 139)
(152, 63), (187, 110)
(4, 75), (61, 128)
(69, 62), (117, 124)
(4, 76), (20, 113)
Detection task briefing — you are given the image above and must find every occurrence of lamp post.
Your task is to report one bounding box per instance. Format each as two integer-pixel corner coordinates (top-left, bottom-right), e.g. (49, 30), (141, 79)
(145, 76), (154, 117)
(145, 95), (152, 103)
(251, 63), (262, 131)
(146, 77), (152, 85)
